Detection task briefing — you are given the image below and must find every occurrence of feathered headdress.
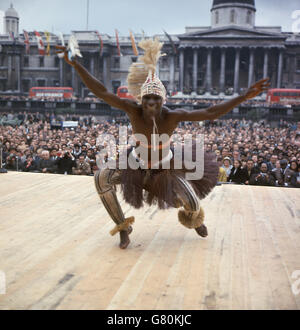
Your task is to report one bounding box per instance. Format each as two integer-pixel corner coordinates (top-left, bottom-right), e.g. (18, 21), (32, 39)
(127, 37), (166, 104)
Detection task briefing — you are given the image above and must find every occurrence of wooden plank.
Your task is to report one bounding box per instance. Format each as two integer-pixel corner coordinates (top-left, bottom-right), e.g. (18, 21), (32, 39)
(0, 173), (300, 310)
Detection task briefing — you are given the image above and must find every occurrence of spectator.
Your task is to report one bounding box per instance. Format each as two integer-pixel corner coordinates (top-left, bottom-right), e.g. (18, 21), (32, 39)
(37, 150), (57, 174)
(72, 155), (91, 175)
(55, 149), (76, 175)
(217, 156), (227, 183)
(22, 155), (37, 172)
(284, 160), (298, 186)
(271, 159), (289, 186)
(267, 154), (278, 171)
(228, 160), (245, 184)
(242, 159), (259, 185)
(222, 157), (232, 179)
(250, 163), (275, 186)
(291, 165), (300, 188)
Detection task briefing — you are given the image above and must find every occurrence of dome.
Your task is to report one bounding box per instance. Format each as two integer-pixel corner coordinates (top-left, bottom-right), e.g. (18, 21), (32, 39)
(5, 4), (19, 19)
(213, 0), (255, 6)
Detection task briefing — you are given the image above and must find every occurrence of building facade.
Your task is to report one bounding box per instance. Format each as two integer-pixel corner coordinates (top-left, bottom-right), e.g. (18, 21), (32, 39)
(0, 0), (300, 97)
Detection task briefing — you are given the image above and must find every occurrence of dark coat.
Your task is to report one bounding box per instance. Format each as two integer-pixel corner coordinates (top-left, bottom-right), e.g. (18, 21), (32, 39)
(55, 156), (76, 174)
(241, 167), (259, 183)
(291, 172), (300, 188)
(37, 158), (57, 173)
(228, 167), (245, 184)
(249, 171), (276, 186)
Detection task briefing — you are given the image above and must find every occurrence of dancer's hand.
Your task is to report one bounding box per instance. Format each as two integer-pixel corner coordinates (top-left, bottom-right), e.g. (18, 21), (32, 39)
(55, 45), (75, 67)
(243, 78), (270, 100)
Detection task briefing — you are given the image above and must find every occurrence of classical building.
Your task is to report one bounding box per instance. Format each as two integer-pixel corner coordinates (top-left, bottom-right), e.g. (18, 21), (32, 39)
(0, 0), (300, 97)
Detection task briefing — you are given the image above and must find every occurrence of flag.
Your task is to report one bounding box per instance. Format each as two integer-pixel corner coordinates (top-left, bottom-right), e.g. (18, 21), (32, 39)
(23, 30), (30, 54)
(58, 32), (65, 46)
(115, 29), (122, 57)
(34, 31), (45, 55)
(9, 31), (15, 41)
(96, 31), (103, 56)
(141, 29), (146, 39)
(163, 30), (177, 55)
(129, 30), (139, 57)
(44, 30), (51, 56)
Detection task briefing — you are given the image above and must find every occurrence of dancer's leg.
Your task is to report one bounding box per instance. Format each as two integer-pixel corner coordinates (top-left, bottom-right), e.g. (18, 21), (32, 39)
(174, 176), (208, 237)
(94, 169), (134, 249)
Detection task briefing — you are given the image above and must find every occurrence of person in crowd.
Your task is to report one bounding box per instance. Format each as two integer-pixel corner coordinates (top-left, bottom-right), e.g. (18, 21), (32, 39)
(37, 150), (57, 174)
(22, 154), (37, 172)
(72, 155), (91, 175)
(271, 159), (289, 186)
(291, 165), (300, 188)
(267, 154), (278, 171)
(228, 159), (245, 184)
(249, 162), (275, 186)
(217, 156), (227, 183)
(242, 159), (259, 185)
(284, 160), (298, 186)
(55, 149), (76, 175)
(222, 157), (233, 180)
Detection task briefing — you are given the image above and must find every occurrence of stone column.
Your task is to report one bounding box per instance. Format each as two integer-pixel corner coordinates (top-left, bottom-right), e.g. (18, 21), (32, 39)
(277, 49), (283, 88)
(179, 48), (184, 92)
(16, 55), (21, 92)
(71, 67), (76, 93)
(263, 48), (269, 79)
(169, 54), (175, 93)
(192, 48), (198, 92)
(205, 47), (212, 92)
(248, 47), (255, 88)
(234, 47), (241, 93)
(90, 54), (95, 76)
(220, 47), (226, 93)
(7, 55), (12, 90)
(103, 55), (108, 87)
(59, 58), (64, 86)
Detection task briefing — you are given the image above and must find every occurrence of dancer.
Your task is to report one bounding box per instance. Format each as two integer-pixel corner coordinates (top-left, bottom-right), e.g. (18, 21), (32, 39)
(56, 39), (269, 249)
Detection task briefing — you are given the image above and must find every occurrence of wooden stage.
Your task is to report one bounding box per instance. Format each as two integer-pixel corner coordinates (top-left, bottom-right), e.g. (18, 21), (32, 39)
(0, 172), (300, 310)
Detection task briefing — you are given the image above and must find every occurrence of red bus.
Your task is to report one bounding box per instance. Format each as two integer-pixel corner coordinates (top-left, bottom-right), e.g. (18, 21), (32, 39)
(29, 87), (74, 99)
(117, 86), (135, 100)
(267, 88), (300, 105)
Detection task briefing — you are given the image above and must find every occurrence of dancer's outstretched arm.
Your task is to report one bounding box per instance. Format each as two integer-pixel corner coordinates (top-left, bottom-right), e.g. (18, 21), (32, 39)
(56, 46), (138, 114)
(172, 78), (270, 122)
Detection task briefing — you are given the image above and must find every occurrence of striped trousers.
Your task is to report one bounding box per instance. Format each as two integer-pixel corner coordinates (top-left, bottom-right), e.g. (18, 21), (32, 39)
(94, 168), (202, 229)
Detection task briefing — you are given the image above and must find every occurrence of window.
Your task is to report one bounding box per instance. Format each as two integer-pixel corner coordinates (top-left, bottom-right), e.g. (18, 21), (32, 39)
(39, 57), (44, 67)
(0, 80), (6, 91)
(297, 59), (300, 71)
(161, 57), (168, 69)
(112, 57), (120, 69)
(131, 57), (137, 63)
(215, 11), (219, 24)
(37, 79), (46, 87)
(54, 57), (60, 68)
(230, 10), (235, 23)
(24, 56), (29, 67)
(22, 79), (30, 92)
(246, 11), (251, 24)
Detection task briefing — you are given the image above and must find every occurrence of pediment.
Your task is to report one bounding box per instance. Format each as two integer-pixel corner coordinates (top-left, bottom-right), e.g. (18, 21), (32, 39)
(180, 26), (285, 39)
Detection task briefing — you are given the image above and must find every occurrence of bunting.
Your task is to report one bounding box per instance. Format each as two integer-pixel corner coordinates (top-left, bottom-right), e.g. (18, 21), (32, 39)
(163, 30), (177, 55)
(129, 30), (139, 57)
(115, 29), (122, 57)
(9, 31), (15, 41)
(96, 31), (103, 57)
(23, 30), (30, 54)
(34, 31), (45, 55)
(44, 31), (51, 56)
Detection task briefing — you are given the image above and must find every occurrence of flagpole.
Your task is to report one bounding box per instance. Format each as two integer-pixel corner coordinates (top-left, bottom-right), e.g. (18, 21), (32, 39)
(86, 0), (89, 30)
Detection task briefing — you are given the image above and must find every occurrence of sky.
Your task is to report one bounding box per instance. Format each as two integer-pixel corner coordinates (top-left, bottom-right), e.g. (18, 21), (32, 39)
(0, 0), (299, 36)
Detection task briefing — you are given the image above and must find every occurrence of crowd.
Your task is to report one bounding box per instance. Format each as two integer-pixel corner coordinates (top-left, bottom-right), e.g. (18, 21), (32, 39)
(0, 111), (299, 188)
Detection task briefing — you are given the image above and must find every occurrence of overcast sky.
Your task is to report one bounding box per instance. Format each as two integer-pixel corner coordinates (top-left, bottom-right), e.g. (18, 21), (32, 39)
(0, 0), (299, 35)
